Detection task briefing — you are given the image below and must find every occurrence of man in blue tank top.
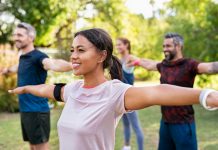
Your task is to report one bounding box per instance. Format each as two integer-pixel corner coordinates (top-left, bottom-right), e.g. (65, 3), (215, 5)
(2, 22), (73, 150)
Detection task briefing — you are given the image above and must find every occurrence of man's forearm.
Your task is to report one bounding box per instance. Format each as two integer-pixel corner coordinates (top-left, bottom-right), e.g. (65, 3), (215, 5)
(139, 59), (158, 71)
(50, 59), (73, 72)
(209, 62), (218, 73)
(43, 58), (73, 72)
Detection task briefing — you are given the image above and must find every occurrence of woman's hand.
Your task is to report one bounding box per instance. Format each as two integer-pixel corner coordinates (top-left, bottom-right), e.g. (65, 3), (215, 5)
(8, 86), (26, 94)
(126, 55), (140, 67)
(203, 90), (218, 110)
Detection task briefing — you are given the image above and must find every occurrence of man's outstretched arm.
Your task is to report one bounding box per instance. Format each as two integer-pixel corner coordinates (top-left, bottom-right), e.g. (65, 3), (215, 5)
(198, 62), (218, 74)
(0, 64), (18, 75)
(127, 55), (159, 71)
(42, 58), (73, 72)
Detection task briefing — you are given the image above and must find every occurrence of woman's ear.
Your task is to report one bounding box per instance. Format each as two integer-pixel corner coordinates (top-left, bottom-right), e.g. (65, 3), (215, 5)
(98, 50), (107, 63)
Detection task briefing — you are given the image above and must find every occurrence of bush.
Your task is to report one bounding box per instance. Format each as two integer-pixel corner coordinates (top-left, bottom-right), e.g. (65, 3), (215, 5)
(0, 50), (19, 112)
(0, 89), (19, 112)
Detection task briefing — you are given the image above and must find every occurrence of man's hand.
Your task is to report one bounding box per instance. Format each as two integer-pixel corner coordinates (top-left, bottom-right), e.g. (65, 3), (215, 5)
(0, 68), (9, 75)
(0, 65), (18, 75)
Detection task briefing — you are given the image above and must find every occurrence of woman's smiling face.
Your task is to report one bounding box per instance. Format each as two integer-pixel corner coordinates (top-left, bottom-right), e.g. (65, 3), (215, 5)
(70, 35), (104, 76)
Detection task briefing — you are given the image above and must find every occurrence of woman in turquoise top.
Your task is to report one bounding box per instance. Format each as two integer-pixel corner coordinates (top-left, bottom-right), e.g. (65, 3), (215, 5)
(116, 37), (144, 150)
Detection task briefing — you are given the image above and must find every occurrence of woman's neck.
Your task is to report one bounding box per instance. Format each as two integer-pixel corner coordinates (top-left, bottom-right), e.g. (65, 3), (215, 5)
(121, 52), (130, 60)
(83, 69), (107, 87)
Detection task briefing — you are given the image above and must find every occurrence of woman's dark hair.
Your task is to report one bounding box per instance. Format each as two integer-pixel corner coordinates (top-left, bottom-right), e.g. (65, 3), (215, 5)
(74, 28), (123, 80)
(117, 37), (131, 54)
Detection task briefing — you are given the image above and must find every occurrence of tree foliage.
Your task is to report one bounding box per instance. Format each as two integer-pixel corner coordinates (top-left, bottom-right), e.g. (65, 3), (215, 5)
(1, 0), (218, 111)
(163, 0), (218, 60)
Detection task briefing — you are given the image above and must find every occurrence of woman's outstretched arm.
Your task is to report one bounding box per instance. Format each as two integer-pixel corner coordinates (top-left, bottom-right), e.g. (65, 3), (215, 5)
(8, 84), (60, 100)
(124, 84), (218, 110)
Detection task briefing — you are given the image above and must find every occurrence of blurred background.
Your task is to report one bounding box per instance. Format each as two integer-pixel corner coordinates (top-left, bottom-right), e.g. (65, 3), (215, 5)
(0, 0), (218, 149)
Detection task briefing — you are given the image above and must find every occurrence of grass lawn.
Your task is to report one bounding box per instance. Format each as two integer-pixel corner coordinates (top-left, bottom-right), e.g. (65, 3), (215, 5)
(0, 108), (61, 150)
(0, 106), (218, 150)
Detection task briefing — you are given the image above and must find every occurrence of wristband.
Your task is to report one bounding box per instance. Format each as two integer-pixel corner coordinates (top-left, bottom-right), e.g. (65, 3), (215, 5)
(199, 89), (217, 111)
(133, 59), (141, 66)
(54, 83), (66, 102)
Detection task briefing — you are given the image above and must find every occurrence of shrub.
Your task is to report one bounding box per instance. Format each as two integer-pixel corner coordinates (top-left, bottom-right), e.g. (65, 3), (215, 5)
(0, 89), (19, 112)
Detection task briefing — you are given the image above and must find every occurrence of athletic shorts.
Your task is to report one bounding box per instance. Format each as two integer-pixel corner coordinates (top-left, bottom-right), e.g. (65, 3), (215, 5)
(158, 119), (197, 150)
(20, 112), (50, 144)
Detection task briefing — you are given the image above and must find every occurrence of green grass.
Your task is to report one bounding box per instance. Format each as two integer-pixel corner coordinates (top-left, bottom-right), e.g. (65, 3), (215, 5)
(0, 108), (61, 150)
(0, 105), (218, 150)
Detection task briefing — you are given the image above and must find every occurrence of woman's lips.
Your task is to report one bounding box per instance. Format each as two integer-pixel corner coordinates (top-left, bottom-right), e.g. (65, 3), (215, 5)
(72, 63), (80, 69)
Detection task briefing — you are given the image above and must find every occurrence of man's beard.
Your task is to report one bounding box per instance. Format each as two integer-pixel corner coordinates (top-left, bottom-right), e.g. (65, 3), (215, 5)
(164, 51), (176, 61)
(15, 41), (28, 49)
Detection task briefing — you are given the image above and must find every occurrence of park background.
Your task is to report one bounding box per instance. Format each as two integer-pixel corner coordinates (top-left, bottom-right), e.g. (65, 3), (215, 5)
(0, 0), (218, 149)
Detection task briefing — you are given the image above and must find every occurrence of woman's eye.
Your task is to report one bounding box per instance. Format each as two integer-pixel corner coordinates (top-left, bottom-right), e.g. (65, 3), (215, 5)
(78, 49), (85, 52)
(70, 49), (74, 53)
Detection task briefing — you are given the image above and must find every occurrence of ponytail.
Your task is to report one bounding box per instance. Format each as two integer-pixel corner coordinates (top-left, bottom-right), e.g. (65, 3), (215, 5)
(109, 55), (123, 80)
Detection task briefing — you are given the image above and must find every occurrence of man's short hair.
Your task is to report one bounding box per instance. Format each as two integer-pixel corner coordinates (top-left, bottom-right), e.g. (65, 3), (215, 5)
(164, 33), (184, 48)
(17, 22), (36, 40)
